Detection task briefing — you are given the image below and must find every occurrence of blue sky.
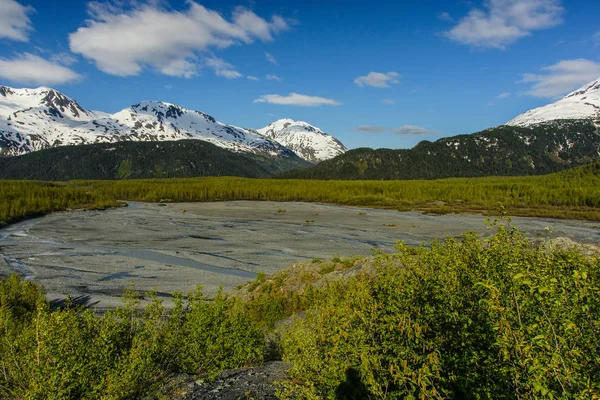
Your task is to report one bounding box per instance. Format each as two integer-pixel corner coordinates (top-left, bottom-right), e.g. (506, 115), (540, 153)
(1, 0), (599, 149)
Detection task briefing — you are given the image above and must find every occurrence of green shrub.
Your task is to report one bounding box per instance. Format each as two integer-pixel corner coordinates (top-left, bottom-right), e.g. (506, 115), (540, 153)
(279, 223), (600, 399)
(176, 288), (265, 377)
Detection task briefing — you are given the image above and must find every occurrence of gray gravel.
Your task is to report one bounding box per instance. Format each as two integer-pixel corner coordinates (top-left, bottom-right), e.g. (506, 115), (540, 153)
(0, 201), (598, 309)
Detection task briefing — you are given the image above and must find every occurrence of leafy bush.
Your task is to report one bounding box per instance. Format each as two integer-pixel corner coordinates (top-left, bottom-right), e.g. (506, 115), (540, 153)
(0, 283), (265, 399)
(279, 222), (600, 399)
(0, 222), (598, 399)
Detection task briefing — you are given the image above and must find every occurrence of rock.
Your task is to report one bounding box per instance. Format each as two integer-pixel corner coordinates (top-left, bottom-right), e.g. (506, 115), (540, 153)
(177, 361), (290, 400)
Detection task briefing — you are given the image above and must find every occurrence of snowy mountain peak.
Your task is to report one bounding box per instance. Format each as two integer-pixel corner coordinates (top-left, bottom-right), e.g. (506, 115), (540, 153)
(507, 77), (600, 127)
(257, 118), (346, 163)
(0, 85), (94, 121)
(263, 118), (324, 134)
(0, 86), (345, 162)
(563, 77), (600, 100)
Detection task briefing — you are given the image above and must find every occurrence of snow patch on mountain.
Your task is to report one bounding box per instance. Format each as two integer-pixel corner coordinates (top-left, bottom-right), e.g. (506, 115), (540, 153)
(507, 78), (600, 127)
(256, 118), (347, 163)
(0, 86), (313, 159)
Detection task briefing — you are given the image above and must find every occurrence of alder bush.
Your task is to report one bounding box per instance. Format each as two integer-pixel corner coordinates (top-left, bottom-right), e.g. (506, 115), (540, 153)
(279, 221), (600, 399)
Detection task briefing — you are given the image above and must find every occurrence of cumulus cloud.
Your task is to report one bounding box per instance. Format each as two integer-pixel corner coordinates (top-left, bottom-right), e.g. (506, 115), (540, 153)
(265, 52), (278, 65)
(381, 98), (395, 104)
(69, 1), (291, 77)
(0, 53), (81, 85)
(266, 74), (283, 82)
(253, 93), (341, 107)
(392, 125), (438, 136)
(519, 59), (600, 98)
(0, 0), (34, 42)
(354, 72), (400, 88)
(445, 0), (564, 49)
(247, 75), (260, 81)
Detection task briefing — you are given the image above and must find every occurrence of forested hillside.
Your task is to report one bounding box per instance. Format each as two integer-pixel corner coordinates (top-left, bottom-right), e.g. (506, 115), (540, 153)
(0, 140), (310, 180)
(280, 121), (600, 179)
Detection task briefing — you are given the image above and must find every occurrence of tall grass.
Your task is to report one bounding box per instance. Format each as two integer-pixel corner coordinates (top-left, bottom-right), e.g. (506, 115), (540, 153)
(1, 162), (600, 227)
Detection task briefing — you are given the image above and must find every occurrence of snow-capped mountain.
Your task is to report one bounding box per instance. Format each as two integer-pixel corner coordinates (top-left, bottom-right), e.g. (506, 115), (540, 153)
(507, 78), (600, 127)
(256, 118), (347, 163)
(0, 86), (345, 161)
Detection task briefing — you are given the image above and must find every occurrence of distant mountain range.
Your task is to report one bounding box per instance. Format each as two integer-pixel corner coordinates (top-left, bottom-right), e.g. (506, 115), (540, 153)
(0, 86), (346, 163)
(280, 78), (600, 180)
(2, 77), (599, 181)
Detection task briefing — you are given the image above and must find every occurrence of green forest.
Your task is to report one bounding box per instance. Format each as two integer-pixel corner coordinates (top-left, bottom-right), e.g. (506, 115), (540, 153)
(281, 120), (600, 180)
(2, 161), (600, 227)
(1, 221), (598, 398)
(0, 140), (309, 181)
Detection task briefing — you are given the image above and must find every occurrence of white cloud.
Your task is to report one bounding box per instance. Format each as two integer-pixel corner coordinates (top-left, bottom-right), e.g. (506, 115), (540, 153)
(265, 52), (278, 65)
(162, 58), (198, 78)
(0, 53), (81, 85)
(382, 98), (395, 104)
(254, 93), (341, 107)
(216, 69), (242, 79)
(519, 59), (600, 98)
(69, 1), (291, 77)
(438, 12), (453, 22)
(445, 0), (564, 49)
(496, 92), (511, 99)
(247, 75), (260, 81)
(266, 74), (283, 82)
(164, 84), (173, 89)
(392, 125), (437, 136)
(354, 71), (400, 88)
(355, 125), (385, 133)
(0, 0), (34, 42)
(205, 56), (242, 79)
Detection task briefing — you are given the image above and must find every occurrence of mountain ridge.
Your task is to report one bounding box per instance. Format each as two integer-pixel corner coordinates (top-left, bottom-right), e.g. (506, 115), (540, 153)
(507, 77), (600, 127)
(0, 86), (345, 163)
(255, 118), (347, 163)
(279, 120), (600, 180)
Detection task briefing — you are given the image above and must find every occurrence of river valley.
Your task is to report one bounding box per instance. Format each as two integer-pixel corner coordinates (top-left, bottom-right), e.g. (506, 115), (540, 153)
(1, 201), (598, 309)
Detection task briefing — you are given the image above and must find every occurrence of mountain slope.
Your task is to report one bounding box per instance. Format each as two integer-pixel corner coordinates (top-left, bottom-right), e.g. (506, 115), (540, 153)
(507, 78), (600, 127)
(0, 86), (343, 163)
(0, 140), (310, 181)
(255, 118), (347, 163)
(279, 121), (600, 180)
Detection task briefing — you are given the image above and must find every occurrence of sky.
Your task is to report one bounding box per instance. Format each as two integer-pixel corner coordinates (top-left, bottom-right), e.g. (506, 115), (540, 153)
(0, 0), (599, 150)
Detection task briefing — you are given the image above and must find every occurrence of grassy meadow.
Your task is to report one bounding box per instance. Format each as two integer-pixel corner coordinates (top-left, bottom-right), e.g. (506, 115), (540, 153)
(2, 161), (600, 227)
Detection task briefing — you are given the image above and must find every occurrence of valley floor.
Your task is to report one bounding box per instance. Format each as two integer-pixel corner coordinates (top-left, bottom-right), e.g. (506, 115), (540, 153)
(0, 201), (598, 309)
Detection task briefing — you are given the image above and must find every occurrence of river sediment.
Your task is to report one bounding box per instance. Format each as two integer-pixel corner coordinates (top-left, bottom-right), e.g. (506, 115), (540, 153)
(0, 201), (598, 309)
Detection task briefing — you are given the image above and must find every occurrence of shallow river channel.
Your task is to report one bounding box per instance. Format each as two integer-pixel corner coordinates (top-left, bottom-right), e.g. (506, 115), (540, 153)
(1, 201), (598, 308)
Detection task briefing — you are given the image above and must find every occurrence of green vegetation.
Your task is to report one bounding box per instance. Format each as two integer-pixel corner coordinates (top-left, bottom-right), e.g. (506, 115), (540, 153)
(2, 161), (600, 227)
(0, 280), (264, 399)
(280, 120), (600, 180)
(0, 140), (310, 181)
(1, 221), (598, 398)
(277, 221), (600, 399)
(0, 180), (119, 226)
